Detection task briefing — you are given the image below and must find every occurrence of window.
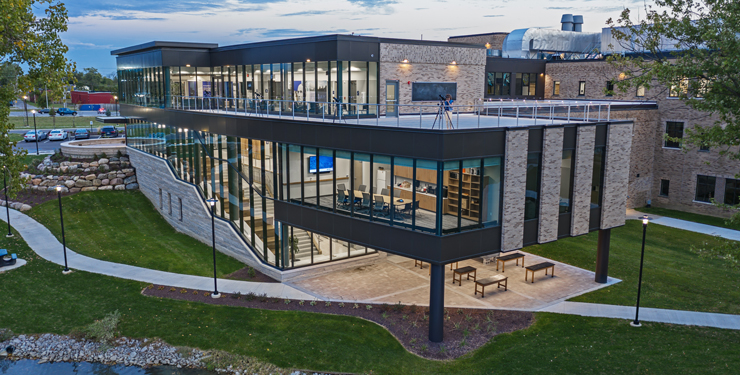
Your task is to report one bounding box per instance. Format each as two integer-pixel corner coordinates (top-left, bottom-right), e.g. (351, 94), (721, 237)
(695, 175), (716, 203)
(559, 150), (574, 213)
(725, 179), (740, 205)
(669, 78), (688, 98)
(168, 192), (172, 215)
(659, 179), (670, 197)
(553, 81), (560, 96)
(524, 152), (541, 220)
(699, 144), (710, 152)
(578, 81), (586, 96)
(636, 85), (645, 97)
(664, 121), (683, 148)
(591, 147), (605, 208)
(605, 81), (614, 96)
(178, 198), (183, 221)
(486, 72), (511, 96)
(516, 73), (536, 96)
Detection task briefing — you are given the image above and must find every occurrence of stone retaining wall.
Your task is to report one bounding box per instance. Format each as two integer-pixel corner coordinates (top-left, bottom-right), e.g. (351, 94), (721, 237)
(60, 138), (127, 159)
(24, 156), (138, 193)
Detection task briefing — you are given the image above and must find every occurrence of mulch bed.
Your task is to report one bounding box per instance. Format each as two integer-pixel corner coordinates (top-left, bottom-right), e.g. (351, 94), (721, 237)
(143, 284), (534, 360)
(224, 266), (279, 283)
(10, 188), (73, 206)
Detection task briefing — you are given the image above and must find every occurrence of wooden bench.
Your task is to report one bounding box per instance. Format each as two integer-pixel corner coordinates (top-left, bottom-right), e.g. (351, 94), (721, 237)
(474, 275), (508, 298)
(525, 262), (555, 283)
(496, 253), (525, 272)
(452, 266), (477, 286)
(414, 261), (459, 275)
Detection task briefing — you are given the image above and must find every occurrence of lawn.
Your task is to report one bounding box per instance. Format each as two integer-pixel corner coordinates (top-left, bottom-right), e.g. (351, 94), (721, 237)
(0, 230), (738, 374)
(635, 206), (740, 231)
(7, 115), (102, 130)
(524, 220), (740, 314)
(28, 190), (246, 278)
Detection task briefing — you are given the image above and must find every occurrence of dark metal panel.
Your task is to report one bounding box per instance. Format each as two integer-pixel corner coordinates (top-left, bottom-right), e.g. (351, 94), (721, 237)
(485, 58), (546, 73)
(161, 49), (211, 68)
(523, 219), (539, 246)
(527, 128), (543, 152)
(589, 207), (602, 231)
(595, 124), (607, 146)
(563, 126), (577, 149)
(557, 213), (572, 238)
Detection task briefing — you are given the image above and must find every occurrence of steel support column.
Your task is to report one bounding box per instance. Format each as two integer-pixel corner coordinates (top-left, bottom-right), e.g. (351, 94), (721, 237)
(595, 228), (611, 283)
(429, 263), (445, 342)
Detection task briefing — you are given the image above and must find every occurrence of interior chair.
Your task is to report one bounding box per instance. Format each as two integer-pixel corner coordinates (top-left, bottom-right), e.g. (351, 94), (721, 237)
(359, 184), (367, 193)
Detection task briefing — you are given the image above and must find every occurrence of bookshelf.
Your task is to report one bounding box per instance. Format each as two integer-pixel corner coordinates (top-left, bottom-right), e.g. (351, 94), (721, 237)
(445, 170), (480, 221)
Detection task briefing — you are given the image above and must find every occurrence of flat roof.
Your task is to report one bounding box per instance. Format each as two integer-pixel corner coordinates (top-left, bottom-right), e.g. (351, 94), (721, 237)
(111, 41), (219, 56)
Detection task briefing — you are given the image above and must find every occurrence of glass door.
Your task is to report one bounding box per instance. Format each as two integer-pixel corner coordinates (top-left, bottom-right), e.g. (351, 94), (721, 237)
(386, 80), (398, 117)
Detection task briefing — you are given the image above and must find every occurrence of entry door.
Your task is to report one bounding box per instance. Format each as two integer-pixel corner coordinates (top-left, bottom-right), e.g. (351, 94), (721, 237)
(386, 80), (399, 117)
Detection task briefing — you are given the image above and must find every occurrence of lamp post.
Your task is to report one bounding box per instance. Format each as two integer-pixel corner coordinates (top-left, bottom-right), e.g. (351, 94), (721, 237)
(3, 166), (12, 238)
(56, 185), (71, 274)
(22, 96), (29, 127)
(114, 96), (119, 116)
(31, 110), (39, 155)
(206, 198), (220, 298)
(631, 215), (650, 327)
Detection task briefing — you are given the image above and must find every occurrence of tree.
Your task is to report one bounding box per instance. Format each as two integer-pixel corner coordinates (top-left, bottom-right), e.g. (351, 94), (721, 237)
(0, 0), (74, 196)
(74, 67), (118, 94)
(606, 0), (740, 160)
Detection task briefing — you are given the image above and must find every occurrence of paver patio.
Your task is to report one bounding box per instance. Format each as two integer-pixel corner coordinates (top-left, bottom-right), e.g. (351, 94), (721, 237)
(290, 252), (620, 310)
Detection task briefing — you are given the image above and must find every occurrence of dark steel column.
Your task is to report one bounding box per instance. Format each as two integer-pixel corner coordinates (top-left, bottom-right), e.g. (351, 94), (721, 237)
(429, 263), (445, 342)
(595, 228), (611, 283)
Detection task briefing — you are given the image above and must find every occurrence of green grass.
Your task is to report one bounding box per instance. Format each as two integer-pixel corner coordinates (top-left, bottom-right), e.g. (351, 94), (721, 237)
(0, 230), (738, 374)
(8, 115), (101, 130)
(27, 190), (246, 278)
(8, 133), (23, 142)
(524, 220), (740, 314)
(635, 206), (740, 231)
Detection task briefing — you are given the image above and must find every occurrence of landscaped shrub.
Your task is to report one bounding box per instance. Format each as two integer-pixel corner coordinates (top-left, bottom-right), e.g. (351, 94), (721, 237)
(83, 310), (121, 345)
(247, 267), (256, 279)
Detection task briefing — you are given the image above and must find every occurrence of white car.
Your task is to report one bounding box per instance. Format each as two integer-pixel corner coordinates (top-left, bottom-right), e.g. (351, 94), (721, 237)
(48, 129), (68, 141)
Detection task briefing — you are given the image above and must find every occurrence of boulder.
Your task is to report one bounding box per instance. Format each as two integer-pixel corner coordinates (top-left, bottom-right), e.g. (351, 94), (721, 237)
(116, 174), (126, 179)
(75, 180), (92, 188)
(101, 179), (110, 186)
(123, 176), (137, 184)
(64, 180), (75, 188)
(98, 185), (113, 191)
(122, 168), (134, 173)
(20, 204), (31, 212)
(107, 172), (117, 180)
(69, 166), (78, 173)
(114, 184), (126, 191)
(110, 178), (123, 185)
(11, 202), (22, 209)
(84, 168), (91, 173)
(120, 157), (129, 162)
(99, 158), (109, 165)
(97, 173), (108, 180)
(32, 179), (42, 186)
(109, 161), (120, 165)
(51, 162), (59, 168)
(125, 172), (135, 177)
(98, 164), (110, 172)
(90, 162), (99, 167)
(81, 163), (90, 168)
(60, 166), (69, 173)
(125, 183), (139, 190)
(56, 187), (69, 193)
(110, 157), (119, 162)
(93, 179), (102, 187)
(85, 174), (96, 181)
(81, 186), (97, 192)
(69, 188), (81, 193)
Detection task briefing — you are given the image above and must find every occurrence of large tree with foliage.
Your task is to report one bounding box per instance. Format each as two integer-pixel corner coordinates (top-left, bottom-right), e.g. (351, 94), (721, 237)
(607, 0), (740, 159)
(74, 67), (117, 94)
(0, 0), (74, 196)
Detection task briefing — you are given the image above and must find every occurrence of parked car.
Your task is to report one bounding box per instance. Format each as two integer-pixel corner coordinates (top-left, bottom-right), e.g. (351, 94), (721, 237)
(23, 130), (47, 142)
(56, 107), (77, 116)
(97, 107), (106, 114)
(37, 108), (51, 114)
(73, 129), (90, 139)
(48, 129), (68, 141)
(100, 126), (118, 138)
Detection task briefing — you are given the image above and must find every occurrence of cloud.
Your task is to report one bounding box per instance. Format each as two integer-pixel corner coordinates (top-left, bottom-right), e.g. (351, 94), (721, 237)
(66, 0), (282, 17)
(66, 41), (115, 49)
(280, 10), (330, 16)
(483, 15), (503, 17)
(346, 0), (396, 8)
(99, 15), (167, 21)
(233, 28), (350, 38)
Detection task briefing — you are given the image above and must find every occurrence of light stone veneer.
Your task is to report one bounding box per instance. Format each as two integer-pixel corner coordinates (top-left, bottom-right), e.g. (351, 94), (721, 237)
(601, 122), (634, 229)
(571, 126), (596, 236)
(538, 127), (564, 243)
(502, 129), (529, 251)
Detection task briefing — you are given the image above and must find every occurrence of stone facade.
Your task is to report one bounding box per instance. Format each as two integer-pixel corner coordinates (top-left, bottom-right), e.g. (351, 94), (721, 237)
(501, 129), (528, 251)
(447, 33), (509, 50)
(545, 60), (740, 217)
(538, 127), (564, 243)
(601, 122), (633, 229)
(379, 43), (485, 112)
(571, 125), (596, 236)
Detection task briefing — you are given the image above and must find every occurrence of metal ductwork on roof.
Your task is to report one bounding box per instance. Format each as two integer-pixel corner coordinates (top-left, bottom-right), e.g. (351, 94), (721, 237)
(561, 14), (574, 31)
(502, 27), (601, 59)
(573, 15), (583, 32)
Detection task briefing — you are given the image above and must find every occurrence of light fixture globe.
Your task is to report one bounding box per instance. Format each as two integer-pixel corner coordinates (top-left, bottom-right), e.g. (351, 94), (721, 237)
(642, 215), (649, 225)
(206, 198), (217, 207)
(55, 185), (62, 192)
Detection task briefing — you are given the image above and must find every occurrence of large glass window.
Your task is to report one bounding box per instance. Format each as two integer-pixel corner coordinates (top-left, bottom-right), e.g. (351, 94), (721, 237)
(591, 146), (606, 208)
(695, 175), (716, 203)
(524, 152), (541, 220)
(665, 121), (683, 148)
(372, 155), (392, 223)
(302, 147), (318, 206)
(724, 178), (740, 205)
(517, 73), (536, 96)
(560, 150), (574, 213)
(481, 157), (502, 226)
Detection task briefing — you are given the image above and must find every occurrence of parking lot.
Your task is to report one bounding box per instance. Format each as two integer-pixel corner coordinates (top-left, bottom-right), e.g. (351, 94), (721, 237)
(13, 130), (125, 154)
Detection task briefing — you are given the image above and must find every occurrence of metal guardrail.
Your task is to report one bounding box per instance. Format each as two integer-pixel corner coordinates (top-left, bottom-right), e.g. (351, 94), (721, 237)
(160, 95), (620, 129)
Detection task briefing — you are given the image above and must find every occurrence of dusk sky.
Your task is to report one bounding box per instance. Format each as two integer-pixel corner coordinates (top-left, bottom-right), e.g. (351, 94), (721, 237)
(61, 0), (644, 76)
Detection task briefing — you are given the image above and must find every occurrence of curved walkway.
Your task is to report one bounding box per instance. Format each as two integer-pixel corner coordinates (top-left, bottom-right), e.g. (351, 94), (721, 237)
(0, 208), (313, 300)
(627, 209), (740, 241)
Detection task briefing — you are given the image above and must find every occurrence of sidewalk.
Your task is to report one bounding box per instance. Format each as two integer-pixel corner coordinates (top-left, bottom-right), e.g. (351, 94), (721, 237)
(541, 301), (740, 330)
(0, 208), (314, 300)
(626, 208), (740, 241)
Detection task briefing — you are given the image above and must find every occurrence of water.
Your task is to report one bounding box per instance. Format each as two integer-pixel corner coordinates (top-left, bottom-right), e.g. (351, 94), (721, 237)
(0, 359), (217, 374)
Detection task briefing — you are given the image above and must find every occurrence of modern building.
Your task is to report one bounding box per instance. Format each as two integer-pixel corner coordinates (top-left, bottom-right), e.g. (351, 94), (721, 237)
(112, 34), (635, 342)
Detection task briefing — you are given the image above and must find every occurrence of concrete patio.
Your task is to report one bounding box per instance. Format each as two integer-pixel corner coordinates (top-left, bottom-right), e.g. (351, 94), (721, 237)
(289, 252), (620, 311)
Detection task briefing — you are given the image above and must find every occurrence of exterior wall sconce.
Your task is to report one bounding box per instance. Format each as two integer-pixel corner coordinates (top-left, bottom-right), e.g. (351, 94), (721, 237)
(306, 59), (311, 62)
(186, 64), (191, 67)
(401, 59), (409, 63)
(450, 61), (457, 65)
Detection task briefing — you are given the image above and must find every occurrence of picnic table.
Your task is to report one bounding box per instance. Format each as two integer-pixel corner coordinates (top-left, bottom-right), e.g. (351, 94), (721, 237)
(474, 275), (508, 298)
(496, 253), (525, 272)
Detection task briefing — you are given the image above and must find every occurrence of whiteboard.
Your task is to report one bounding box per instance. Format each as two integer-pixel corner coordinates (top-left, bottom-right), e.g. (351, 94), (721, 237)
(411, 82), (457, 102)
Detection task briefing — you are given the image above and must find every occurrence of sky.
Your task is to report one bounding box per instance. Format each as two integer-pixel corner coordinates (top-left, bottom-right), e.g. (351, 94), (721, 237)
(59, 0), (646, 76)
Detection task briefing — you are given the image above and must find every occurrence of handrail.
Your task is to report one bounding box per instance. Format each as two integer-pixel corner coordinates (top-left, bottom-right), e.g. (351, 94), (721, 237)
(158, 95), (624, 129)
